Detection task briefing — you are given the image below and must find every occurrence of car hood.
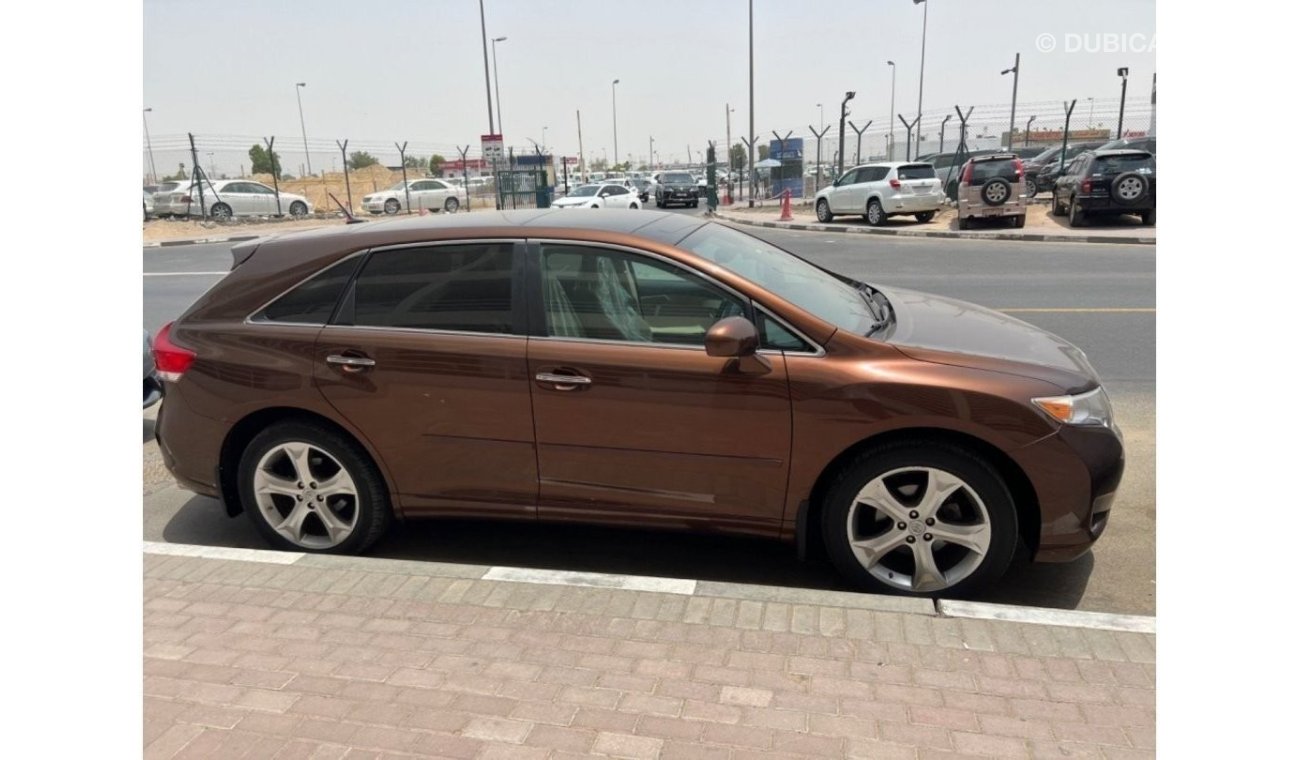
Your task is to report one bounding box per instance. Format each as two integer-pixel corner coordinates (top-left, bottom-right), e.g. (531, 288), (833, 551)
(877, 285), (1100, 392)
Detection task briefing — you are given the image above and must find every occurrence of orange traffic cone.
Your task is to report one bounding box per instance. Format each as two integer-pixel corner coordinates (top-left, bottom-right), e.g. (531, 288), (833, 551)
(723, 181), (733, 206)
(778, 188), (793, 221)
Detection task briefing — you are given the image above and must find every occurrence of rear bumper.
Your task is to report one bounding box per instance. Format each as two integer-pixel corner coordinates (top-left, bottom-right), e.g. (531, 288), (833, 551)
(154, 384), (227, 500)
(884, 194), (945, 214)
(959, 201), (1027, 219)
(1010, 424), (1125, 563)
(1076, 194), (1155, 213)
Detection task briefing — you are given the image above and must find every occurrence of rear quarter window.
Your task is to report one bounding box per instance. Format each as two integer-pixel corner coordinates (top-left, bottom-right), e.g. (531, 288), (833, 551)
(257, 256), (361, 324)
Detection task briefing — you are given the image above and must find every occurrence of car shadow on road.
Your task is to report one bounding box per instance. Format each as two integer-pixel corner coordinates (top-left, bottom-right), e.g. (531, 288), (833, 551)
(161, 494), (1093, 610)
(1041, 208), (1151, 231)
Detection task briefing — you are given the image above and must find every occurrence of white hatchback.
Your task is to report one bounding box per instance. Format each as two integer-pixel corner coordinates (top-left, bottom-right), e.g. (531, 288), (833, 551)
(814, 162), (945, 226)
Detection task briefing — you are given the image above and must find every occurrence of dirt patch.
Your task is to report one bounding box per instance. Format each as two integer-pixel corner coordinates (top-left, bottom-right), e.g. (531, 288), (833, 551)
(142, 216), (347, 242)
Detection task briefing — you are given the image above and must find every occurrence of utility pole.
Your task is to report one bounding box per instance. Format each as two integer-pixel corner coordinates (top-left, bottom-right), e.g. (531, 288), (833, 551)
(887, 60), (896, 160)
(478, 0), (495, 136)
(611, 79), (621, 171)
(491, 36), (507, 137)
(576, 109), (586, 181)
(1002, 52), (1020, 150)
(915, 0), (928, 140)
(725, 103), (732, 175)
(747, 0), (755, 207)
(837, 91), (855, 177)
(295, 83), (312, 176)
(1024, 115), (1037, 147)
(939, 114), (951, 153)
(142, 108), (157, 185)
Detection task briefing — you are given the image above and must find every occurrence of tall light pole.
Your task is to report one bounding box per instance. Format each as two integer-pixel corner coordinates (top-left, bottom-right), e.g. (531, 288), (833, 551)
(939, 113), (952, 152)
(542, 126), (548, 152)
(478, 0), (495, 135)
(837, 91), (855, 177)
(491, 36), (507, 136)
(1001, 52), (1020, 151)
(295, 82), (312, 176)
(1024, 114), (1037, 147)
(611, 79), (621, 171)
(747, 0), (755, 207)
(142, 108), (157, 185)
(914, 0), (928, 142)
(1087, 97), (1095, 128)
(887, 61), (897, 160)
(725, 104), (733, 174)
(649, 135), (654, 171)
(1116, 67), (1130, 138)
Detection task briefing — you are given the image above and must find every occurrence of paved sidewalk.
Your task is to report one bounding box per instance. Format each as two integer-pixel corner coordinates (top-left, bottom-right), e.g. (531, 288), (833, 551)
(144, 544), (1155, 759)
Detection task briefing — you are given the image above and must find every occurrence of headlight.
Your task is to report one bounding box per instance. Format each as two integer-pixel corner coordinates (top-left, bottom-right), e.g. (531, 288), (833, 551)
(1032, 386), (1114, 427)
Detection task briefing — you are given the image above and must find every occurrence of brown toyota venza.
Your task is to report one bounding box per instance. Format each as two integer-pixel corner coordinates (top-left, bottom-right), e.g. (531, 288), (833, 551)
(154, 209), (1122, 596)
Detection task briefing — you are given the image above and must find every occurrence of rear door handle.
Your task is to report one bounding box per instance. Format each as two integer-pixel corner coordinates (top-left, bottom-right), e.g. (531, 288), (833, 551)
(535, 372), (592, 388)
(326, 354), (376, 373)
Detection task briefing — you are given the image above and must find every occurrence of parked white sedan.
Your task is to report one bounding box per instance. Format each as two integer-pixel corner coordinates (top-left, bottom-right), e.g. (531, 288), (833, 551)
(164, 180), (313, 220)
(814, 161), (944, 226)
(551, 183), (642, 209)
(362, 179), (467, 215)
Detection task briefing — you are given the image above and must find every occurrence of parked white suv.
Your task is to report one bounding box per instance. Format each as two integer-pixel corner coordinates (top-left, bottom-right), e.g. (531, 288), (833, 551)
(814, 162), (945, 226)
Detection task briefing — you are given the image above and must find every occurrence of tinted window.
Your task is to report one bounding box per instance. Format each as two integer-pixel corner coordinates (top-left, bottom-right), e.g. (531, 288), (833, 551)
(259, 256), (360, 324)
(969, 159), (1019, 184)
(540, 244), (745, 346)
(1094, 154), (1155, 174)
(352, 244), (515, 333)
(897, 164), (936, 180)
(758, 311), (813, 352)
(662, 173), (694, 183)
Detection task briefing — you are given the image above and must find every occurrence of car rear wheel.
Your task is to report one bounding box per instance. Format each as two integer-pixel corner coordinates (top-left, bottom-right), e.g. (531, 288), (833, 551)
(816, 199), (834, 223)
(210, 203), (233, 221)
(820, 442), (1018, 597)
(238, 421), (391, 554)
(383, 199), (400, 215)
(1068, 197), (1085, 227)
(1141, 208), (1156, 226)
(444, 197), (460, 213)
(915, 211), (935, 224)
(1012, 214), (1026, 229)
(981, 179), (1011, 206)
(1024, 177), (1038, 198)
(1051, 191), (1066, 216)
(865, 199), (886, 226)
(289, 201), (308, 218)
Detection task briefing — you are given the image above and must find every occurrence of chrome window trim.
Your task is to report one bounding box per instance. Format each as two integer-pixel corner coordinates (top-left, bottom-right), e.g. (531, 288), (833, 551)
(532, 237), (826, 357)
(319, 323), (523, 341)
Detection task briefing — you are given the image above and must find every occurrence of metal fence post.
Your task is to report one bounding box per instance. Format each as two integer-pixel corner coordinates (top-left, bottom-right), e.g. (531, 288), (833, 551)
(457, 146), (471, 211)
(897, 114), (920, 161)
(395, 141), (411, 214)
(1060, 100), (1077, 173)
(848, 120), (871, 165)
(187, 133), (207, 220)
(808, 124), (829, 191)
(336, 140), (352, 214)
(264, 137), (282, 217)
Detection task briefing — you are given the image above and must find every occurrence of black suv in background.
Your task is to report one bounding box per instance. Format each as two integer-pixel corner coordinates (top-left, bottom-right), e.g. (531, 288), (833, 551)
(1023, 141), (1104, 197)
(1051, 149), (1156, 227)
(655, 172), (700, 208)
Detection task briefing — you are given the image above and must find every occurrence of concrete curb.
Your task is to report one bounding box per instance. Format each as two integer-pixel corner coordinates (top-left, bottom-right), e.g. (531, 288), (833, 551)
(714, 211), (1156, 246)
(143, 234), (265, 249)
(143, 540), (1155, 632)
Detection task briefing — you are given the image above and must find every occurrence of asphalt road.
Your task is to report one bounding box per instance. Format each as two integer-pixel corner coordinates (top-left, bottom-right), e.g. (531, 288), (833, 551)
(143, 208), (1155, 615)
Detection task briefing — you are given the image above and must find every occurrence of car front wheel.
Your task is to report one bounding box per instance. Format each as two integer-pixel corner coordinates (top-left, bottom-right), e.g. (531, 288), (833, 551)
(820, 442), (1018, 597)
(865, 199), (886, 226)
(289, 201), (308, 218)
(238, 421), (391, 554)
(383, 199), (400, 215)
(444, 197), (460, 213)
(816, 199), (833, 222)
(915, 211), (935, 224)
(1068, 197), (1085, 227)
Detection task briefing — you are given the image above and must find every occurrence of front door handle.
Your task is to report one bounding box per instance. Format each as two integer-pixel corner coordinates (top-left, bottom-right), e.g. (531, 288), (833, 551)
(535, 372), (592, 389)
(326, 354), (376, 373)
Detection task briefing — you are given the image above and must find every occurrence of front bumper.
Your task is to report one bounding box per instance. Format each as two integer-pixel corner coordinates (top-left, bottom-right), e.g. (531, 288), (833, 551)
(1010, 423), (1125, 562)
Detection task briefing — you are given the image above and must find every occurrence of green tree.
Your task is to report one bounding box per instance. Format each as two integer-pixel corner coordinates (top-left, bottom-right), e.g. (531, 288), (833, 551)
(348, 151), (380, 170)
(428, 154), (446, 176)
(248, 144), (282, 178)
(403, 155), (428, 170)
(729, 143), (747, 171)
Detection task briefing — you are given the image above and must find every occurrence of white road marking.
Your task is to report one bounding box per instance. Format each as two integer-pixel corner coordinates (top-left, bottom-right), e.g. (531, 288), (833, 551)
(143, 272), (228, 277)
(938, 599), (1155, 633)
(482, 566), (697, 595)
(143, 541), (303, 565)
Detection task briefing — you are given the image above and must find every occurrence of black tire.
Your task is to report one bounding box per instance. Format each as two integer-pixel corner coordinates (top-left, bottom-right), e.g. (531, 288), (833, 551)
(1024, 177), (1038, 198)
(980, 179), (1011, 206)
(819, 441), (1019, 598)
(383, 198), (400, 215)
(816, 199), (834, 223)
(444, 196), (460, 213)
(238, 420), (391, 554)
(865, 199), (886, 226)
(1068, 197), (1085, 227)
(289, 201), (308, 218)
(1111, 172), (1149, 206)
(957, 216), (971, 231)
(691, 200), (699, 208)
(1141, 207), (1156, 226)
(1050, 191), (1066, 216)
(655, 196), (663, 208)
(210, 203), (233, 221)
(915, 211), (935, 224)
(1012, 214), (1026, 229)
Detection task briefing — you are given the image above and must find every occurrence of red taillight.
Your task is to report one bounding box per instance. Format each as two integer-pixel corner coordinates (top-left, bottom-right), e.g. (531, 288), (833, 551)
(1013, 158), (1024, 180)
(889, 178), (901, 189)
(153, 321), (196, 382)
(961, 162), (973, 183)
(1081, 178), (1093, 193)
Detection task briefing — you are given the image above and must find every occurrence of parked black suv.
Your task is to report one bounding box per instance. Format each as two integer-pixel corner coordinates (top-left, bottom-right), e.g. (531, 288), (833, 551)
(655, 172), (700, 208)
(1023, 142), (1104, 197)
(1051, 149), (1156, 227)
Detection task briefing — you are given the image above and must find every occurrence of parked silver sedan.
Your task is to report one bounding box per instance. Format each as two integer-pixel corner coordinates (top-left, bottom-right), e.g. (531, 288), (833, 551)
(161, 179), (313, 220)
(362, 179), (467, 215)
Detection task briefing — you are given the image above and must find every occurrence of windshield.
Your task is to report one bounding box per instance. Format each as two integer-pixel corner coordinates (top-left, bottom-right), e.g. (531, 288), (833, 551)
(568, 185), (599, 197)
(677, 223), (879, 336)
(662, 173), (693, 183)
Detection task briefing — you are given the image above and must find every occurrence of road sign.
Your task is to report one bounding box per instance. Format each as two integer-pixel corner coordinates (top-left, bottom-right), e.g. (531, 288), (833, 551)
(481, 134), (505, 164)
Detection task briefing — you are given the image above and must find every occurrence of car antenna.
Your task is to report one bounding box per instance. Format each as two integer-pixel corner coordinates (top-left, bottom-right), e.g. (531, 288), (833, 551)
(328, 192), (365, 224)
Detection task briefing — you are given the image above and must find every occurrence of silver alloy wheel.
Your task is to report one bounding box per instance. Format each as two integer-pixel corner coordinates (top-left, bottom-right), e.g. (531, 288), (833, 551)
(289, 201), (307, 218)
(867, 201), (883, 225)
(253, 442), (359, 550)
(1025, 178), (1037, 197)
(985, 183), (1008, 203)
(817, 199), (832, 222)
(444, 196), (460, 213)
(211, 203), (232, 221)
(384, 198), (400, 215)
(1116, 176), (1144, 201)
(845, 466), (993, 593)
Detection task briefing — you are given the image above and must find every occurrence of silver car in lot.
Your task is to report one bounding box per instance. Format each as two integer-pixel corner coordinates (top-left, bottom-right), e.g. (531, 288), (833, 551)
(160, 179), (313, 220)
(362, 179), (467, 215)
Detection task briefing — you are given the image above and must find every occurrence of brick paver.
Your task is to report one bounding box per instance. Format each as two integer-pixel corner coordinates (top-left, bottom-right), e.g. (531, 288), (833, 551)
(143, 551), (1154, 758)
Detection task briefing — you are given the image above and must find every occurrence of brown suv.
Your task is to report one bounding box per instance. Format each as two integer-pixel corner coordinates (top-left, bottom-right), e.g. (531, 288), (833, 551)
(154, 210), (1123, 597)
(956, 153), (1028, 229)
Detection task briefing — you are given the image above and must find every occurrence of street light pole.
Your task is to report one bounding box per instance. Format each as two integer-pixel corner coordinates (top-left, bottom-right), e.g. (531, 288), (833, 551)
(887, 61), (896, 160)
(837, 91), (855, 177)
(939, 113), (951, 153)
(611, 79), (621, 171)
(478, 0), (495, 135)
(295, 82), (312, 176)
(747, 0), (755, 207)
(142, 108), (157, 185)
(1001, 52), (1020, 150)
(915, 0), (928, 139)
(1116, 67), (1130, 138)
(725, 104), (733, 175)
(1087, 97), (1095, 128)
(1024, 115), (1037, 147)
(491, 36), (507, 137)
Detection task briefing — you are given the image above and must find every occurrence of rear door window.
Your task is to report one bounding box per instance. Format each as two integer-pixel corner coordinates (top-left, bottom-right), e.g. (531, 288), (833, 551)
(1093, 154), (1155, 174)
(351, 243), (517, 333)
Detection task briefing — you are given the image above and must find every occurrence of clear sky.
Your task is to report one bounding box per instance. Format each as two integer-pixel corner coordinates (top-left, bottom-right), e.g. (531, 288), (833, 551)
(143, 0), (1155, 174)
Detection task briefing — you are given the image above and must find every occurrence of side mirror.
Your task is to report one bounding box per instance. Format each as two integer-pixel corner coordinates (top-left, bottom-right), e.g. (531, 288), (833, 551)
(705, 317), (759, 358)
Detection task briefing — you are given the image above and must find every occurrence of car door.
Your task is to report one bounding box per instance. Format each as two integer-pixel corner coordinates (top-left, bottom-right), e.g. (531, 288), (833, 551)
(424, 179), (452, 210)
(525, 240), (793, 533)
(247, 182), (278, 214)
(405, 181), (431, 211)
(1056, 156), (1085, 201)
(313, 240), (539, 518)
(220, 182), (257, 215)
(827, 169), (858, 213)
